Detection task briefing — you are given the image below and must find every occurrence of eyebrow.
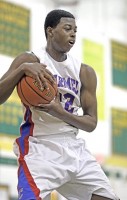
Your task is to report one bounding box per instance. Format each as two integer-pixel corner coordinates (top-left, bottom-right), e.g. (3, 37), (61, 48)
(64, 24), (77, 29)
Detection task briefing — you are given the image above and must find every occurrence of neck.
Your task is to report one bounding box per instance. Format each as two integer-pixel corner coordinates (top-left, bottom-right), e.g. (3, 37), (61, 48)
(46, 46), (67, 62)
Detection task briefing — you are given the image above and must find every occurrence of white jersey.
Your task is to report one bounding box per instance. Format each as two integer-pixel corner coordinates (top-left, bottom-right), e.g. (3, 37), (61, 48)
(21, 48), (82, 136)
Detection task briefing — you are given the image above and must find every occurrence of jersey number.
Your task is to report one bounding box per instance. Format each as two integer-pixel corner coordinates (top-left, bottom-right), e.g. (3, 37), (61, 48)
(60, 93), (75, 113)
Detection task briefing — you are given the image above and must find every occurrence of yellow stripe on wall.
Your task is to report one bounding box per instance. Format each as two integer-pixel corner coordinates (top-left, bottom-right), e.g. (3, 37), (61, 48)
(82, 39), (105, 120)
(105, 155), (127, 167)
(0, 134), (16, 151)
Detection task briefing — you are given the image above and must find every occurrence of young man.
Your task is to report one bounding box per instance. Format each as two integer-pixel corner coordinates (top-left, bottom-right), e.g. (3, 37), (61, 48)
(0, 9), (119, 200)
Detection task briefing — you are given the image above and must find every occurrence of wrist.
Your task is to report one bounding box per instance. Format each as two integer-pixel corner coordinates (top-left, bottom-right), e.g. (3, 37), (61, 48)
(20, 62), (28, 74)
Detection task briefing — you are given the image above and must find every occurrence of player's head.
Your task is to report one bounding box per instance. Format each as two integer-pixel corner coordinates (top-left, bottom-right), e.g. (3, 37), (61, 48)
(44, 9), (75, 39)
(44, 9), (77, 53)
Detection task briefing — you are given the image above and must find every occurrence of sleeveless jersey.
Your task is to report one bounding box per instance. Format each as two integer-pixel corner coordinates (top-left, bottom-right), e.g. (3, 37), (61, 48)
(20, 48), (82, 136)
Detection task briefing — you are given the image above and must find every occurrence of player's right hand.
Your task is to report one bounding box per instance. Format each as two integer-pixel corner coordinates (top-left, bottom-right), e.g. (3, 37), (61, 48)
(20, 62), (56, 89)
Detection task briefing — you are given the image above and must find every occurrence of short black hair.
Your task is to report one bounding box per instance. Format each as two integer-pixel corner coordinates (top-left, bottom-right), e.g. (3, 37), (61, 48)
(44, 9), (75, 38)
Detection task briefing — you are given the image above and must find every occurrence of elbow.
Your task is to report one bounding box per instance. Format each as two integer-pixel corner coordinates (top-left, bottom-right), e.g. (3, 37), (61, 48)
(87, 120), (97, 132)
(88, 125), (96, 132)
(0, 96), (4, 105)
(0, 99), (6, 105)
(0, 94), (9, 105)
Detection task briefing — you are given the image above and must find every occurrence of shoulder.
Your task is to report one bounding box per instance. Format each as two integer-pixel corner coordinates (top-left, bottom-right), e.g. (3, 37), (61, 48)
(12, 51), (39, 64)
(80, 63), (97, 89)
(10, 51), (40, 70)
(80, 63), (96, 78)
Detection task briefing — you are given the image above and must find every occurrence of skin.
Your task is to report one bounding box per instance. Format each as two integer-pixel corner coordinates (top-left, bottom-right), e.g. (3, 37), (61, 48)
(0, 17), (115, 200)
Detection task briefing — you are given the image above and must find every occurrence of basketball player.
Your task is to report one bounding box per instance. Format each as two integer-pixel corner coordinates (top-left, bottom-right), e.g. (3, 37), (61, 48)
(0, 9), (119, 200)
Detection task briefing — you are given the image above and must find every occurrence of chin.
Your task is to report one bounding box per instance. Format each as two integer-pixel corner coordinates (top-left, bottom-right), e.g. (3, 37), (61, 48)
(64, 47), (72, 53)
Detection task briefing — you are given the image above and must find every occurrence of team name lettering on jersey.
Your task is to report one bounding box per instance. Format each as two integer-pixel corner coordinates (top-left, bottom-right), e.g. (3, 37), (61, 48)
(54, 75), (79, 95)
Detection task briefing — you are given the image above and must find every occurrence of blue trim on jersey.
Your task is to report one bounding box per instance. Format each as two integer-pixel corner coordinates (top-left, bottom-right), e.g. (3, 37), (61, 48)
(18, 107), (34, 155)
(18, 166), (36, 200)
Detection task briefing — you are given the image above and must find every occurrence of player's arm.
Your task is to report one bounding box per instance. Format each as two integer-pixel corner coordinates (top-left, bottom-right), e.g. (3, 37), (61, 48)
(0, 52), (55, 105)
(59, 63), (97, 132)
(79, 63), (97, 131)
(0, 52), (38, 104)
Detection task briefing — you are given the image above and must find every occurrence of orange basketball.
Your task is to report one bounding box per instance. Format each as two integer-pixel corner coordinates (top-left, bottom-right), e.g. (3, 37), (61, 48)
(17, 76), (57, 106)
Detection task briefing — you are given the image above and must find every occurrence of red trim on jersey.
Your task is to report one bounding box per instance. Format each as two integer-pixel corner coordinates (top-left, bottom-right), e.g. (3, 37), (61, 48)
(29, 109), (34, 137)
(16, 107), (41, 199)
(16, 139), (41, 199)
(21, 159), (41, 199)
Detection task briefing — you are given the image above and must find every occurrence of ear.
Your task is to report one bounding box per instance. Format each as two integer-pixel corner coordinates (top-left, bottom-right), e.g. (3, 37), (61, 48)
(46, 27), (53, 38)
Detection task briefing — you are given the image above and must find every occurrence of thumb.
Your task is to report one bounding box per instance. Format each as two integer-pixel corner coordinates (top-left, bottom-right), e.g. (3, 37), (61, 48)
(55, 91), (60, 102)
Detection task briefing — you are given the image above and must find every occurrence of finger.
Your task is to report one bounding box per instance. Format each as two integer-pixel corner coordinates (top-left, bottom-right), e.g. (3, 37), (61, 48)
(39, 73), (55, 89)
(40, 63), (47, 68)
(56, 91), (59, 97)
(38, 74), (49, 89)
(44, 69), (56, 83)
(35, 104), (49, 112)
(35, 107), (48, 112)
(39, 64), (56, 84)
(55, 91), (60, 101)
(37, 103), (48, 107)
(34, 75), (44, 90)
(41, 80), (49, 90)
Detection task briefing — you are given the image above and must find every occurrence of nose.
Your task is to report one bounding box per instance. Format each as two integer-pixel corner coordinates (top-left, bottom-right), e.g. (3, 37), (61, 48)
(70, 30), (76, 38)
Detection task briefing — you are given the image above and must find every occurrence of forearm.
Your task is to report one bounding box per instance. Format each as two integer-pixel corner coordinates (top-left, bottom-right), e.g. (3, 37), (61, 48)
(64, 111), (97, 132)
(37, 93), (97, 132)
(0, 67), (24, 104)
(54, 108), (97, 132)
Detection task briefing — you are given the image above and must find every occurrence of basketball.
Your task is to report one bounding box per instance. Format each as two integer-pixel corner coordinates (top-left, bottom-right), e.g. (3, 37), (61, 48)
(17, 76), (57, 106)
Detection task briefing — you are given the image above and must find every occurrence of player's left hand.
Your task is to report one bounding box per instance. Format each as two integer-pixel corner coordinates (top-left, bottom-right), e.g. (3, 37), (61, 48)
(35, 92), (64, 117)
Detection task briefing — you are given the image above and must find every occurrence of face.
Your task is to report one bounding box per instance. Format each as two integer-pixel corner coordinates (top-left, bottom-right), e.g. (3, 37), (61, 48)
(47, 17), (77, 53)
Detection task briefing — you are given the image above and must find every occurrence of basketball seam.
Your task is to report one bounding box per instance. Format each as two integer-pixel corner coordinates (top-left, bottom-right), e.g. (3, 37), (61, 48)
(19, 80), (33, 106)
(51, 82), (58, 94)
(25, 77), (54, 102)
(46, 79), (57, 97)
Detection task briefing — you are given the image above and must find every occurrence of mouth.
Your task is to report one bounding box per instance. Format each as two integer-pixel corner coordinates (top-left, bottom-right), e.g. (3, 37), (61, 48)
(68, 40), (75, 46)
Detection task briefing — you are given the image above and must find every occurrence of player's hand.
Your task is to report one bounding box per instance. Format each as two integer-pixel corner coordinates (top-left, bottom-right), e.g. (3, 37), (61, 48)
(20, 62), (55, 89)
(35, 92), (64, 117)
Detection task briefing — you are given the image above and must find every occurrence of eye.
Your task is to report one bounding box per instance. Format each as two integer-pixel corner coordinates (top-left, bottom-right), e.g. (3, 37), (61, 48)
(64, 25), (77, 33)
(64, 27), (71, 31)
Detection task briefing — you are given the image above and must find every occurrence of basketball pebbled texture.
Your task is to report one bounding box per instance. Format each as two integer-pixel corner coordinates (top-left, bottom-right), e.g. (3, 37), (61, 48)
(17, 76), (57, 106)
